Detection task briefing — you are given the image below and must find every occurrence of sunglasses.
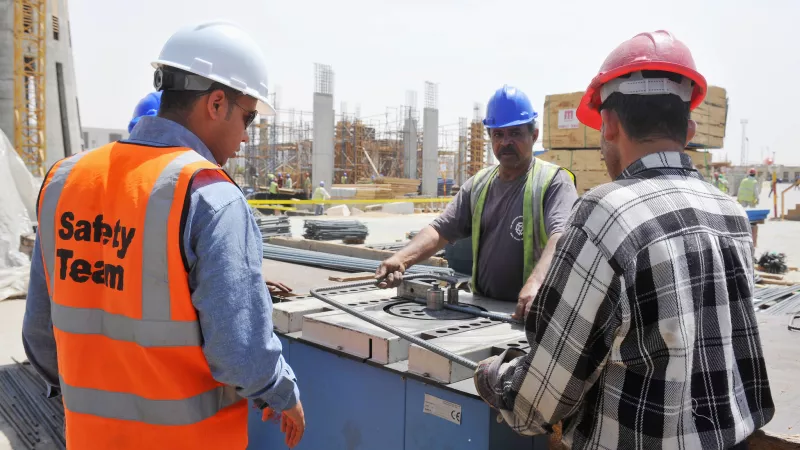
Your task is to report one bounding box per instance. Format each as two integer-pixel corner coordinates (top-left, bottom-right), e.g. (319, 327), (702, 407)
(232, 100), (258, 128)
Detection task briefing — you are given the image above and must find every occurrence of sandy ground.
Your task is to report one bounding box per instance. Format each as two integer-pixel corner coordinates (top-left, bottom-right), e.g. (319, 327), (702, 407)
(1, 186), (799, 447)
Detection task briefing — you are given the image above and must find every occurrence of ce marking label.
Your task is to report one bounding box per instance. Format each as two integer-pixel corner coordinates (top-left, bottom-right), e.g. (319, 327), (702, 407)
(423, 394), (462, 425)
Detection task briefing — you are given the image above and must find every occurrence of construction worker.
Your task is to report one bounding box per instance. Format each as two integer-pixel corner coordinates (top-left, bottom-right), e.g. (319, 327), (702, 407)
(22, 22), (304, 449)
(128, 91), (162, 133)
(341, 172), (348, 184)
(738, 168), (759, 207)
(473, 31), (773, 449)
(313, 181), (331, 215)
(303, 172), (312, 198)
(268, 174), (279, 199)
(376, 85), (578, 320)
(712, 171), (729, 193)
(285, 173), (293, 189)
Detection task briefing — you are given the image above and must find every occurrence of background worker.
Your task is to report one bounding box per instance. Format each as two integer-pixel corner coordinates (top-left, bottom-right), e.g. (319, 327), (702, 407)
(285, 173), (293, 189)
(473, 31), (773, 449)
(376, 85), (578, 320)
(23, 22), (304, 449)
(268, 174), (279, 199)
(738, 168), (759, 207)
(712, 171), (729, 193)
(313, 181), (330, 215)
(341, 172), (348, 184)
(303, 172), (312, 198)
(128, 91), (162, 133)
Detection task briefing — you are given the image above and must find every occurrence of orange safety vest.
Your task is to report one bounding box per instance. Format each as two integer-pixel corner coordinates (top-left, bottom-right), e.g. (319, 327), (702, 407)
(36, 142), (248, 449)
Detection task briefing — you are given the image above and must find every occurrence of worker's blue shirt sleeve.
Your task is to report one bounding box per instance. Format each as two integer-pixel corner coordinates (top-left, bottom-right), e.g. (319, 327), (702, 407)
(21, 231), (62, 398)
(184, 171), (299, 411)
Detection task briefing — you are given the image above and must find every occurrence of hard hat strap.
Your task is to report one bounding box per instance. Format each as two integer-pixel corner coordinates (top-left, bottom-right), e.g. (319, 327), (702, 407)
(154, 67), (215, 92)
(600, 71), (693, 103)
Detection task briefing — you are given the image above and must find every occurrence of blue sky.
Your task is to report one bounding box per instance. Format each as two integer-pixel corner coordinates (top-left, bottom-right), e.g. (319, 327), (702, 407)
(68, 0), (800, 165)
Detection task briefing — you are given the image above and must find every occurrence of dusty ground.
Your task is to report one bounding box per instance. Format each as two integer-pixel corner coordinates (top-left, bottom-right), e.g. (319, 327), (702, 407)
(1, 185), (799, 447)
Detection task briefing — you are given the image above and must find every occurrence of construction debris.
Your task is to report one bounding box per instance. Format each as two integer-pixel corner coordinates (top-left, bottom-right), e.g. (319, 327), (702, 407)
(303, 220), (368, 241)
(0, 360), (65, 450)
(758, 252), (789, 274)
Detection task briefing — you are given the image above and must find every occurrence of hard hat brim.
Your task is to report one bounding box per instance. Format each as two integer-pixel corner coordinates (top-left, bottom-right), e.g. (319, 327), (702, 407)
(483, 116), (537, 129)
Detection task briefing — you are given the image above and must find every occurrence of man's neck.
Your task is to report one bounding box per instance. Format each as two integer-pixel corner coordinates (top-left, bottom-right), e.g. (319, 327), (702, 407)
(497, 158), (533, 182)
(620, 139), (685, 171)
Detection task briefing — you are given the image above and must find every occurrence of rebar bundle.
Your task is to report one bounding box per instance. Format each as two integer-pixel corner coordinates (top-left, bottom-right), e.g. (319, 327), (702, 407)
(262, 244), (453, 276)
(367, 242), (445, 257)
(303, 220), (368, 241)
(0, 360), (65, 450)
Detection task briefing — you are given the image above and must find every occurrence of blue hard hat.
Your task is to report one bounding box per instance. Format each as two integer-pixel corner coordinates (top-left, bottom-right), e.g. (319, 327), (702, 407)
(483, 85), (537, 129)
(320, 181), (325, 186)
(128, 91), (162, 133)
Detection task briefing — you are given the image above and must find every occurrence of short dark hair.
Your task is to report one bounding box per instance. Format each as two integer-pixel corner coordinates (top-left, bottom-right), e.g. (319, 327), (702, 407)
(158, 68), (240, 118)
(599, 70), (691, 144)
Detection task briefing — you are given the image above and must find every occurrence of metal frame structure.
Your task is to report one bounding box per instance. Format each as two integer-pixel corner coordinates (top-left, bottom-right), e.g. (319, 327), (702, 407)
(13, 0), (47, 176)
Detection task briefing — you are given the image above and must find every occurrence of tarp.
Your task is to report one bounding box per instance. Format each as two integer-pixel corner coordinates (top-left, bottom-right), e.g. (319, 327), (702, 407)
(0, 129), (39, 300)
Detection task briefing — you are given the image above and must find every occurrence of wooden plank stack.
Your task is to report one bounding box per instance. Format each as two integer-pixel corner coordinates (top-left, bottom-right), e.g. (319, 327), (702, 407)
(331, 184), (393, 199)
(357, 177), (421, 197)
(542, 92), (601, 150)
(690, 85), (728, 149)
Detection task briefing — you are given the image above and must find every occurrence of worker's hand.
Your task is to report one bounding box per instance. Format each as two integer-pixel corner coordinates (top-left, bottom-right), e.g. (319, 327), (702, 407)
(375, 257), (406, 288)
(266, 280), (292, 294)
(513, 281), (540, 321)
(261, 401), (306, 448)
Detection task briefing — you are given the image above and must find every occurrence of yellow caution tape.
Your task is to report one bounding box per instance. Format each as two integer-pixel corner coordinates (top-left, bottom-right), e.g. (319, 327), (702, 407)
(248, 197), (454, 206)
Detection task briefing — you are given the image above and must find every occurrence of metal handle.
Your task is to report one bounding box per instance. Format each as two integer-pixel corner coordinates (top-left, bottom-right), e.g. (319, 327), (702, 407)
(309, 274), (479, 370)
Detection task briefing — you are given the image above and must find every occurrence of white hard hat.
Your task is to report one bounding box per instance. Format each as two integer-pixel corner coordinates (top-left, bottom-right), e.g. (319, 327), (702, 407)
(152, 21), (275, 115)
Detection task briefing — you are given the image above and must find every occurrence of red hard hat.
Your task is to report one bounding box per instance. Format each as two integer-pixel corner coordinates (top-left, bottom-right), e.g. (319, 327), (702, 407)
(577, 30), (707, 130)
(749, 168), (756, 175)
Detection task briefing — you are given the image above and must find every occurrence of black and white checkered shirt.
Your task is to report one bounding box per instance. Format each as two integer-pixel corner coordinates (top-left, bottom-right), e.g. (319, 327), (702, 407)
(475, 152), (774, 449)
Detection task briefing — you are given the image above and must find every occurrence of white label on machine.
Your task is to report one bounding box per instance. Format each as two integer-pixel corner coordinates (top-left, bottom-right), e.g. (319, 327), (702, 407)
(557, 109), (580, 129)
(423, 394), (462, 425)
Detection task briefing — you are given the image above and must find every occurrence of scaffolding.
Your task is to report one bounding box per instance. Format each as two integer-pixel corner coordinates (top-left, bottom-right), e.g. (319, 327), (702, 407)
(334, 106), (408, 182)
(467, 103), (486, 176)
(13, 0), (47, 176)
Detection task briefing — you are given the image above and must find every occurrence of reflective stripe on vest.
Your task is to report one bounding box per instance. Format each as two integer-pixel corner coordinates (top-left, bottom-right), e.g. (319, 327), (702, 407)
(36, 143), (248, 447)
(39, 149), (207, 347)
(58, 376), (240, 426)
(468, 158), (575, 294)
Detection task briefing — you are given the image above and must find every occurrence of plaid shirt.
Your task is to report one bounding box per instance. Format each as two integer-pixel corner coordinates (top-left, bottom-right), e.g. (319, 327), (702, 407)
(475, 152), (774, 449)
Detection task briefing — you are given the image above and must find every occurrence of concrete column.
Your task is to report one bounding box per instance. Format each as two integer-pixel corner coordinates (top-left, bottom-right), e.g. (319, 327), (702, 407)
(46, 0), (82, 165)
(0, 0), (13, 145)
(422, 107), (438, 197)
(312, 93), (334, 188)
(403, 117), (417, 179)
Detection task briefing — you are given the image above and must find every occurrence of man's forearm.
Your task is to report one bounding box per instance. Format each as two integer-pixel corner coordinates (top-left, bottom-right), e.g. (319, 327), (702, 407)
(394, 225), (449, 268)
(523, 232), (563, 288)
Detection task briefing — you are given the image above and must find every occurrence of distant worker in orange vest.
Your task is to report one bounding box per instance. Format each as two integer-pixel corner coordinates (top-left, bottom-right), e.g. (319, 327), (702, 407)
(22, 21), (304, 449)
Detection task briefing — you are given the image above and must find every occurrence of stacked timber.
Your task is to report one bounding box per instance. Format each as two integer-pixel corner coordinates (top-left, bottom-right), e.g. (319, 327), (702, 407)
(331, 184), (392, 199)
(542, 87), (728, 150)
(358, 177), (421, 197)
(690, 86), (728, 149)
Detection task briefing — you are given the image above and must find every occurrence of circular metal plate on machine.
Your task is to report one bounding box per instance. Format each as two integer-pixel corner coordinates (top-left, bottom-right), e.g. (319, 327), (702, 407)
(384, 300), (487, 321)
